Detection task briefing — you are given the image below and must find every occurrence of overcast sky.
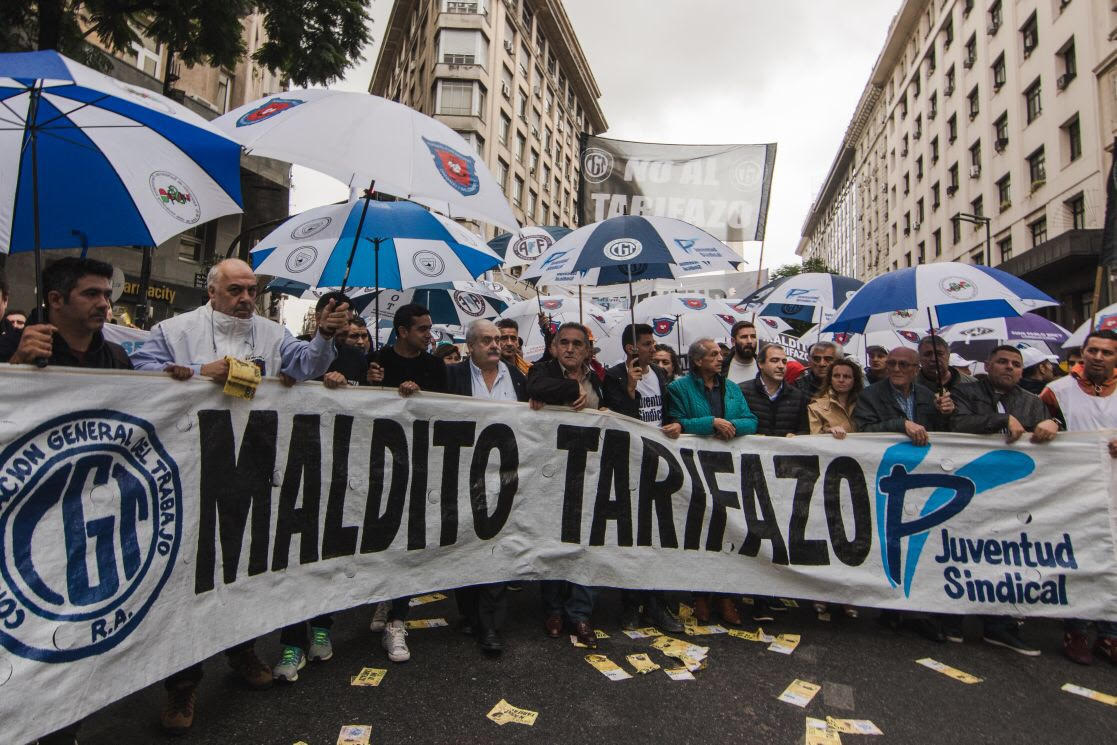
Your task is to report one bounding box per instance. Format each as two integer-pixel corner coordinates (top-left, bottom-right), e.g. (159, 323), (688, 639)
(287, 0), (903, 324)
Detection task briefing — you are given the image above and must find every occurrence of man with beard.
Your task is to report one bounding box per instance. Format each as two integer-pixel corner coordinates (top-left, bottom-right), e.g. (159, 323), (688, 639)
(496, 317), (532, 374)
(722, 320), (759, 384)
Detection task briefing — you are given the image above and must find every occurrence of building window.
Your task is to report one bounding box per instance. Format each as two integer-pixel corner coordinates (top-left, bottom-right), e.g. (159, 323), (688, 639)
(945, 65), (955, 96)
(901, 134), (909, 157)
(967, 86), (979, 119)
(526, 189), (536, 220)
(972, 195), (984, 219)
(1064, 115), (1082, 162)
(496, 158), (508, 189)
(964, 34), (976, 67)
(951, 214), (962, 243)
(442, 0), (488, 15)
(970, 140), (981, 171)
(516, 88), (527, 118)
(511, 175), (523, 207)
(993, 113), (1009, 152)
(899, 93), (907, 119)
(521, 1), (533, 30)
(178, 223), (213, 263)
(436, 80), (485, 117)
(911, 76), (921, 99)
(947, 113), (957, 143)
(948, 162), (959, 190)
(916, 155), (923, 181)
(998, 236), (1013, 263)
(1058, 39), (1077, 89)
(972, 251), (985, 265)
(943, 18), (954, 48)
(933, 228), (942, 256)
(1029, 217), (1047, 247)
(514, 132), (525, 161)
(928, 92), (937, 120)
(542, 163), (551, 187)
(503, 15), (516, 44)
(997, 174), (1011, 209)
(499, 113), (510, 145)
(1024, 79), (1042, 124)
(455, 129), (484, 156)
(914, 114), (922, 140)
(989, 1), (1002, 34)
(438, 29), (488, 66)
(917, 241), (925, 263)
(1067, 193), (1085, 229)
(1027, 147), (1046, 187)
(930, 136), (939, 163)
(903, 212), (911, 234)
(903, 172), (910, 195)
(916, 198), (924, 223)
(216, 74), (232, 114)
(992, 54), (1006, 91)
(1021, 12), (1038, 58)
(932, 182), (941, 210)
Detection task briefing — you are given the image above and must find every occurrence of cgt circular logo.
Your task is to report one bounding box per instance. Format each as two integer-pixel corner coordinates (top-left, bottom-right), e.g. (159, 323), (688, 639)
(0, 412), (181, 662)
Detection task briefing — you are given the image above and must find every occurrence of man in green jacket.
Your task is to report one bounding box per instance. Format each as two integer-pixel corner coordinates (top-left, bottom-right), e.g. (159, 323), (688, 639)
(668, 338), (758, 439)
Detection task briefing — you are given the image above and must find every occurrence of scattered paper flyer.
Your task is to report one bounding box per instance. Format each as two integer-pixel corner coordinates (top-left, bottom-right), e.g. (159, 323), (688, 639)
(781, 598), (799, 608)
(684, 623), (728, 636)
(1061, 683), (1117, 707)
(585, 654), (632, 681)
(915, 657), (983, 684)
(487, 699), (539, 726)
(768, 633), (801, 655)
(623, 627), (663, 639)
(350, 667), (386, 687)
(294, 741), (309, 745)
(650, 636), (709, 671)
(663, 666), (696, 681)
(595, 629), (610, 639)
(805, 718), (843, 745)
(626, 653), (661, 674)
(336, 724), (372, 745)
(778, 679), (821, 707)
(728, 627), (774, 643)
(826, 717), (884, 735)
(569, 634), (593, 649)
(677, 603), (694, 619)
(404, 618), (448, 630)
(408, 593), (447, 606)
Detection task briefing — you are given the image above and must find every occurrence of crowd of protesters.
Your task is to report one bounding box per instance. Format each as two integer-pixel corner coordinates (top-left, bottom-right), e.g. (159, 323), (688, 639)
(2, 257), (1115, 743)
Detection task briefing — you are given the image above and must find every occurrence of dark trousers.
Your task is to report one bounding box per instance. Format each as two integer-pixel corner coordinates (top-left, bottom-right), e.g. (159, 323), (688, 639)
(622, 589), (669, 611)
(455, 584), (508, 632)
(541, 581), (595, 623)
(164, 639), (255, 690)
(279, 614), (334, 649)
(388, 596), (411, 622)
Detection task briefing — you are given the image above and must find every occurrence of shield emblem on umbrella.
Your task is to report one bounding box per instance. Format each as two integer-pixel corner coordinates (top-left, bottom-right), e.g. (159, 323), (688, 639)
(236, 97), (305, 127)
(423, 137), (479, 196)
(653, 317), (675, 336)
(683, 298), (707, 310)
(898, 330), (921, 343)
(541, 299), (564, 310)
(833, 332), (853, 345)
(717, 314), (736, 326)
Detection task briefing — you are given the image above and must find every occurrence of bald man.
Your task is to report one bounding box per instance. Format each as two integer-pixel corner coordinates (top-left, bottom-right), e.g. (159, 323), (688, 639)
(853, 346), (952, 444)
(132, 258), (348, 383)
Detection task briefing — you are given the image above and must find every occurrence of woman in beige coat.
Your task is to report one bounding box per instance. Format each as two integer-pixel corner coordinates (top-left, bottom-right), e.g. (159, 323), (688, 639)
(807, 358), (864, 438)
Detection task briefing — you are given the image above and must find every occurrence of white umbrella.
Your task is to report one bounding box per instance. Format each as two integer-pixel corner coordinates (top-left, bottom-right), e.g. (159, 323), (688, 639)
(215, 89), (517, 230)
(498, 295), (621, 363)
(1063, 302), (1117, 349)
(803, 324), (923, 362)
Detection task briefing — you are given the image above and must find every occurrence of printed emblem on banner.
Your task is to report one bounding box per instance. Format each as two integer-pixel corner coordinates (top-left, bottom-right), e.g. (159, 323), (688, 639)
(0, 411), (182, 662)
(898, 330), (921, 343)
(541, 299), (564, 310)
(453, 291), (487, 317)
(653, 317), (675, 336)
(422, 137), (480, 196)
(875, 442), (1034, 598)
(939, 277), (977, 300)
(603, 239), (642, 262)
(888, 309), (915, 328)
(780, 304), (804, 316)
(512, 234), (553, 262)
(285, 246), (318, 273)
(682, 298), (707, 310)
(760, 317), (779, 328)
(235, 97), (305, 127)
(732, 159), (762, 190)
(583, 147), (614, 184)
(290, 216), (332, 240)
(832, 332), (853, 345)
(149, 172), (201, 224)
(412, 251), (446, 278)
(959, 327), (993, 337)
(717, 314), (736, 325)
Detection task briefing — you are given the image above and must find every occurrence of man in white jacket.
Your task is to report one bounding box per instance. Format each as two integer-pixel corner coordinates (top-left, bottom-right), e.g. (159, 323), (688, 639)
(132, 258), (347, 383)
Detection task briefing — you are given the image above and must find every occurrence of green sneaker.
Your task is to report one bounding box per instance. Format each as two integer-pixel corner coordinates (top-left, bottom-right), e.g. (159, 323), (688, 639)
(308, 626), (333, 662)
(272, 645), (306, 683)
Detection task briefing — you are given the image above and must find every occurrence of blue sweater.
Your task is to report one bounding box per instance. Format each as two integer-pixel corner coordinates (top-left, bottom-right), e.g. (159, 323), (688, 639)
(667, 372), (758, 437)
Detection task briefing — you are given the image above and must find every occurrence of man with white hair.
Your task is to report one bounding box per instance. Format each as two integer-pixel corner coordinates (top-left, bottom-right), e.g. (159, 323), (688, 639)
(132, 258), (348, 382)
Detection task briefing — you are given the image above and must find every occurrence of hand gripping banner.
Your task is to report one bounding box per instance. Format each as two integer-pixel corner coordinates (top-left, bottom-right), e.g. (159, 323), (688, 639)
(0, 367), (1115, 741)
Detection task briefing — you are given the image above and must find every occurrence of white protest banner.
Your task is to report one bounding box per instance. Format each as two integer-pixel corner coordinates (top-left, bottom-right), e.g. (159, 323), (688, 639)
(0, 367), (1114, 741)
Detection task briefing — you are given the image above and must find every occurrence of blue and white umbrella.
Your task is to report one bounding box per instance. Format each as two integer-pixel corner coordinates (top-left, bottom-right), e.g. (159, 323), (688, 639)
(498, 295), (621, 363)
(824, 263), (1057, 334)
(362, 281), (510, 327)
(738, 272), (864, 323)
(488, 225), (571, 270)
(0, 50), (243, 299)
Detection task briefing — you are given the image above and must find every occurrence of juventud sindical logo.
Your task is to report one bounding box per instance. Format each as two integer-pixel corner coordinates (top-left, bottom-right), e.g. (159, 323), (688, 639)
(149, 171), (200, 224)
(0, 412), (181, 661)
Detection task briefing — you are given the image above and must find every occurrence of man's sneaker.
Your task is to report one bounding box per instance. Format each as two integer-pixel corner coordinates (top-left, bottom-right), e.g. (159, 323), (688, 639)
(273, 646), (306, 682)
(383, 620), (411, 663)
(369, 601), (391, 632)
(160, 683), (197, 735)
(227, 646), (273, 689)
(1094, 636), (1117, 665)
(983, 626), (1040, 656)
(308, 627), (333, 662)
(1063, 631), (1093, 665)
(943, 623), (965, 643)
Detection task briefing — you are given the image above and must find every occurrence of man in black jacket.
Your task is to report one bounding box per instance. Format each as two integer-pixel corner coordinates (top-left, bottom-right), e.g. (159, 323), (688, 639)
(526, 322), (601, 647)
(447, 320), (528, 655)
(916, 335), (975, 397)
(793, 341), (840, 397)
(741, 343), (810, 437)
(601, 323), (683, 633)
(949, 345), (1058, 656)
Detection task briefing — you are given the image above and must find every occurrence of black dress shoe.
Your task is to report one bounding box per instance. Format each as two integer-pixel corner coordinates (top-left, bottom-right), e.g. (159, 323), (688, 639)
(457, 617), (475, 636)
(479, 628), (504, 655)
(907, 617), (946, 643)
(645, 602), (684, 634)
(619, 606), (641, 630)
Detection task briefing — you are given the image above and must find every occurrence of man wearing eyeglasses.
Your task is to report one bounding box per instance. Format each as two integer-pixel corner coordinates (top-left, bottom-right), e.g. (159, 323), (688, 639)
(794, 341), (841, 397)
(854, 346), (952, 446)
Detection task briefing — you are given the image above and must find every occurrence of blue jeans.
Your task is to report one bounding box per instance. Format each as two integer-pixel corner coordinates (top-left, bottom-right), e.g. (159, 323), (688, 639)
(541, 581), (595, 622)
(1065, 618), (1117, 637)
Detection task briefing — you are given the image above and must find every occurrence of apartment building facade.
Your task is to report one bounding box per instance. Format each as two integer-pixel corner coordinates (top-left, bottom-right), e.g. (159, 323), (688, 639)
(798, 0), (1117, 330)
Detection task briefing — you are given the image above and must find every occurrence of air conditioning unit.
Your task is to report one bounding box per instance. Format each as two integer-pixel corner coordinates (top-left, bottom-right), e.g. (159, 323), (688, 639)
(946, 185), (958, 195)
(903, 226), (911, 235)
(501, 83), (511, 97)
(1023, 45), (1035, 59)
(913, 221), (922, 231)
(503, 40), (514, 53)
(969, 165), (981, 178)
(529, 167), (536, 175)
(994, 137), (1008, 152)
(1056, 73), (1073, 90)
(963, 57), (974, 69)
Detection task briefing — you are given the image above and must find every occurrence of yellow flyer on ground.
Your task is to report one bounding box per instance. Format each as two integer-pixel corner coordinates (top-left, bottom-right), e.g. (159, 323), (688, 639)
(623, 627), (663, 639)
(408, 593), (447, 606)
(685, 623), (728, 636)
(826, 718), (884, 735)
(778, 679), (821, 707)
(805, 717), (843, 745)
(336, 724), (372, 745)
(1061, 683), (1117, 706)
(585, 654), (632, 681)
(663, 666), (696, 681)
(486, 699), (538, 725)
(626, 653), (661, 674)
(594, 629), (610, 639)
(916, 657), (983, 684)
(404, 618), (449, 629)
(768, 633), (801, 654)
(350, 667), (386, 687)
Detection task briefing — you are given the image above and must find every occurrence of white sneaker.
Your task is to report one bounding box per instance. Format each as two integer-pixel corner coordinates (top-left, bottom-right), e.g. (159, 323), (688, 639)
(382, 620), (411, 663)
(369, 601), (390, 632)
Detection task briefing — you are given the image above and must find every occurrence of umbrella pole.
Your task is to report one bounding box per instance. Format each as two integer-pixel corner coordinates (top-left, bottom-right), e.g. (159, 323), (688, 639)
(373, 237), (382, 351)
(28, 84), (44, 320)
(340, 180), (375, 295)
(927, 307), (945, 395)
(675, 313), (682, 356)
(626, 263), (636, 360)
(578, 285), (584, 325)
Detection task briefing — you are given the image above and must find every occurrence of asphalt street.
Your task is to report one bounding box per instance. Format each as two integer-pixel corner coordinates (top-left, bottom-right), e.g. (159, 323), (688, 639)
(77, 589), (1116, 745)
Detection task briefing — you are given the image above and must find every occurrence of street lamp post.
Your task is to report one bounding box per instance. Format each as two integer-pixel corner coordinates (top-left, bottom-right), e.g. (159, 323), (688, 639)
(955, 212), (992, 266)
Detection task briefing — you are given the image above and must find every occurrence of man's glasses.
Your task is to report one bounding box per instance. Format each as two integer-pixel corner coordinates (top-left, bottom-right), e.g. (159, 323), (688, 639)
(886, 360), (916, 369)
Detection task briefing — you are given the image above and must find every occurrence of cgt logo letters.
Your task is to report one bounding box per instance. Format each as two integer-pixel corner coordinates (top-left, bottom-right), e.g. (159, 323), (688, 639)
(874, 443), (1073, 608)
(0, 412), (181, 661)
(603, 239), (642, 261)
